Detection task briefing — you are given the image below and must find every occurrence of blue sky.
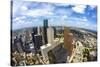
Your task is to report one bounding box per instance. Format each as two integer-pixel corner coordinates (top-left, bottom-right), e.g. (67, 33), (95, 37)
(12, 0), (97, 31)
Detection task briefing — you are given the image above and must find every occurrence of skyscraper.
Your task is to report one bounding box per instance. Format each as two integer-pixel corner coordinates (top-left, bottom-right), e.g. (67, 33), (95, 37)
(53, 27), (57, 38)
(64, 27), (73, 56)
(32, 27), (38, 43)
(47, 27), (54, 44)
(33, 27), (37, 34)
(25, 30), (32, 43)
(48, 44), (67, 63)
(14, 36), (24, 53)
(37, 26), (40, 35)
(34, 34), (43, 53)
(43, 19), (48, 44)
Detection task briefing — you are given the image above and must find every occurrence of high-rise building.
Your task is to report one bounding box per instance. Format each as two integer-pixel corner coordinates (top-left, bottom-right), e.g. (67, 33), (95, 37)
(64, 27), (73, 56)
(53, 27), (57, 38)
(33, 27), (37, 34)
(34, 34), (43, 53)
(14, 36), (24, 53)
(47, 27), (54, 44)
(43, 19), (48, 44)
(48, 44), (67, 63)
(29, 42), (35, 53)
(24, 42), (35, 53)
(25, 43), (31, 53)
(25, 30), (32, 43)
(32, 27), (38, 43)
(40, 38), (60, 64)
(37, 26), (40, 35)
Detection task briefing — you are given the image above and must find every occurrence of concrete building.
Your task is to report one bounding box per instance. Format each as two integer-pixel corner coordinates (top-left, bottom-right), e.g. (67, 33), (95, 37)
(40, 39), (60, 64)
(37, 26), (40, 35)
(47, 27), (54, 44)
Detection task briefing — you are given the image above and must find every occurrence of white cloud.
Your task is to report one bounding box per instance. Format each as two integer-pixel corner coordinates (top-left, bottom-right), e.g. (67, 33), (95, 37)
(89, 5), (96, 10)
(75, 21), (97, 31)
(21, 6), (28, 11)
(72, 5), (87, 14)
(55, 3), (71, 6)
(24, 8), (53, 17)
(65, 16), (96, 31)
(82, 17), (87, 22)
(13, 16), (26, 22)
(68, 17), (87, 22)
(41, 3), (55, 10)
(19, 3), (55, 17)
(62, 15), (68, 19)
(16, 20), (25, 24)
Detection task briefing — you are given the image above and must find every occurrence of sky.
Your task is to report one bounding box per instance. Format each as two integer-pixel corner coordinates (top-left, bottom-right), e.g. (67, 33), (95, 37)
(12, 0), (97, 31)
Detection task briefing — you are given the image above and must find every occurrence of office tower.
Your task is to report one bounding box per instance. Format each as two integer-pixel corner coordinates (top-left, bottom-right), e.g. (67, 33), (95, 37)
(25, 43), (31, 53)
(11, 36), (16, 53)
(25, 30), (32, 43)
(40, 39), (60, 64)
(25, 42), (35, 53)
(14, 36), (24, 53)
(31, 32), (35, 43)
(33, 27), (37, 34)
(53, 27), (56, 38)
(48, 44), (67, 63)
(43, 19), (48, 44)
(37, 26), (40, 35)
(47, 27), (54, 44)
(19, 35), (26, 51)
(40, 27), (45, 45)
(32, 27), (38, 43)
(64, 27), (73, 56)
(34, 34), (43, 53)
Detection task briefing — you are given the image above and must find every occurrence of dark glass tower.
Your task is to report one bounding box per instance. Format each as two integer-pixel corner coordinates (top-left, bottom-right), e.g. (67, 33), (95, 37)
(53, 27), (56, 38)
(34, 35), (43, 53)
(43, 19), (48, 44)
(32, 27), (37, 43)
(14, 36), (24, 53)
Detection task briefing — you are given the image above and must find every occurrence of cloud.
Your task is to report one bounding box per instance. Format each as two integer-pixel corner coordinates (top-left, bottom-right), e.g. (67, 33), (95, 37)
(63, 15), (97, 31)
(73, 20), (97, 31)
(21, 6), (28, 11)
(12, 19), (33, 30)
(18, 3), (55, 17)
(72, 5), (87, 14)
(13, 16), (26, 22)
(12, 2), (97, 31)
(66, 16), (88, 22)
(82, 17), (88, 22)
(55, 3), (71, 6)
(89, 5), (96, 10)
(25, 9), (53, 17)
(62, 15), (68, 19)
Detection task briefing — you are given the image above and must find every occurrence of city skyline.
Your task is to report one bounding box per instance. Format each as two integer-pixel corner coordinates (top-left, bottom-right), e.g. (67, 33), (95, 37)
(12, 0), (97, 31)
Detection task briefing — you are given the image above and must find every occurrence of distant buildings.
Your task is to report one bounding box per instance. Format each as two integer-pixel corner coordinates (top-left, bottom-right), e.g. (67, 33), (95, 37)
(11, 19), (98, 65)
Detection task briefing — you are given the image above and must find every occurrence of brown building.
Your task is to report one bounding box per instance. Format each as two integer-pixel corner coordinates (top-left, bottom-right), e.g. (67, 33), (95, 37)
(64, 27), (73, 56)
